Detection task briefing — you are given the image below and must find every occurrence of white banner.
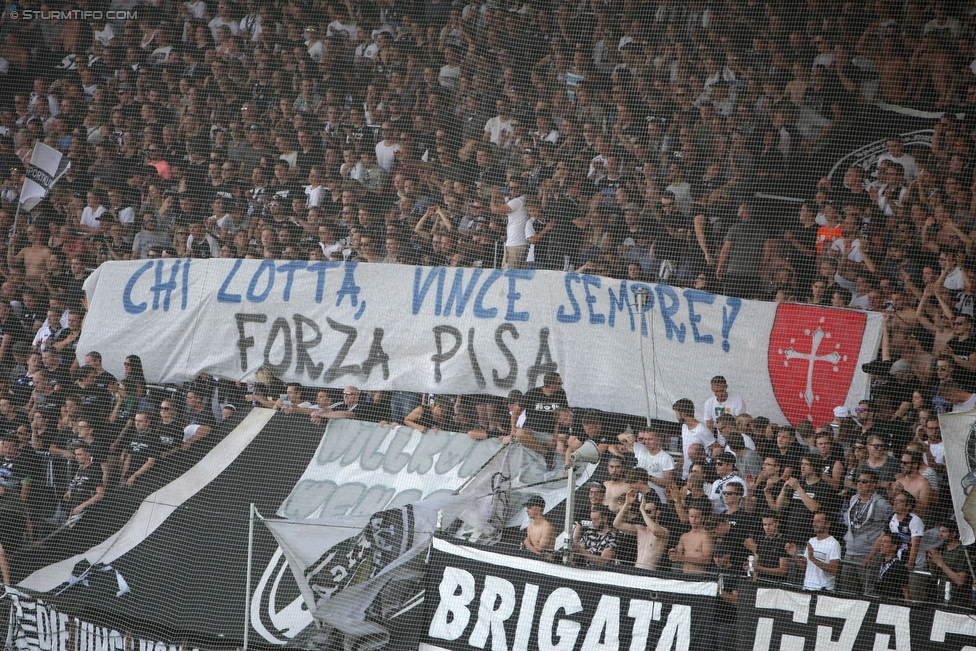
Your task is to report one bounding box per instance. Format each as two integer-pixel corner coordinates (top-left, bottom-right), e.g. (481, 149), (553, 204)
(79, 260), (882, 425)
(937, 411), (976, 545)
(276, 420), (557, 521)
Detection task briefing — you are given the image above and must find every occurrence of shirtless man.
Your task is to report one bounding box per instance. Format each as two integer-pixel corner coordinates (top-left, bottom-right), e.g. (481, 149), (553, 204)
(523, 495), (555, 557)
(892, 449), (934, 519)
(614, 488), (669, 571)
(603, 457), (629, 513)
(8, 226), (54, 290)
(887, 291), (918, 338)
(668, 506), (713, 574)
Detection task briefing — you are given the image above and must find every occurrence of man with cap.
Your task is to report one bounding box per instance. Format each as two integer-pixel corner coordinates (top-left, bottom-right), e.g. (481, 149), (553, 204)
(879, 359), (922, 412)
(710, 451), (747, 514)
(523, 494), (555, 557)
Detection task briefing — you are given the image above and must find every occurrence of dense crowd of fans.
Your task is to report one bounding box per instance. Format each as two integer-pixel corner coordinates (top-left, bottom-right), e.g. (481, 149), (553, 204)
(2, 0), (976, 611)
(503, 374), (968, 616)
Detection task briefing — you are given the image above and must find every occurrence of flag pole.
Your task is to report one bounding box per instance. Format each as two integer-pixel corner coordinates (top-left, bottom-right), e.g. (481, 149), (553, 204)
(244, 503), (257, 651)
(11, 199), (21, 240)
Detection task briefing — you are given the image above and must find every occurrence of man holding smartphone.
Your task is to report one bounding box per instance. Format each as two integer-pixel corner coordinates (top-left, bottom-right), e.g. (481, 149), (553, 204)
(489, 174), (530, 270)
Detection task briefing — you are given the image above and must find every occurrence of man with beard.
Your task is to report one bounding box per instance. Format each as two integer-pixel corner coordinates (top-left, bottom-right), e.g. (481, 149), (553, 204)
(603, 456), (629, 513)
(786, 511), (842, 591)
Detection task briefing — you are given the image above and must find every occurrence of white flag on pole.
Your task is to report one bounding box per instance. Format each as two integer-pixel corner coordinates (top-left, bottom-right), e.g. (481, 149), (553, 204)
(263, 494), (478, 651)
(19, 141), (70, 212)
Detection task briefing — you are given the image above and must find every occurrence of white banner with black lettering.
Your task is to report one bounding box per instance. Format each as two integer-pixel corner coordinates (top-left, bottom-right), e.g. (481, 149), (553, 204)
(79, 260), (882, 425)
(739, 584), (976, 651)
(421, 538), (717, 651)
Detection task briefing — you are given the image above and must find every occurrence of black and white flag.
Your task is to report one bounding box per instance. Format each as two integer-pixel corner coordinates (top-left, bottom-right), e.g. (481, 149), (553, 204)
(20, 142), (70, 212)
(264, 494), (480, 651)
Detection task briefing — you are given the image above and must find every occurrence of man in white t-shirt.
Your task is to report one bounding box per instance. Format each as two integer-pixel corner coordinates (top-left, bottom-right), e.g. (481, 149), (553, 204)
(941, 381), (976, 412)
(922, 418), (945, 471)
(483, 98), (514, 148)
(304, 166), (325, 207)
(374, 122), (399, 171)
(439, 47), (462, 89)
(674, 398), (717, 479)
(702, 375), (745, 435)
(208, 4), (239, 41)
(786, 511), (841, 591)
(489, 175), (530, 269)
(877, 136), (920, 183)
(633, 428), (675, 504)
(81, 190), (108, 232)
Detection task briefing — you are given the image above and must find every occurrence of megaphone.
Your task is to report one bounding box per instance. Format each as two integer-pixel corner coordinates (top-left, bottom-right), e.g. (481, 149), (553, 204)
(569, 440), (601, 466)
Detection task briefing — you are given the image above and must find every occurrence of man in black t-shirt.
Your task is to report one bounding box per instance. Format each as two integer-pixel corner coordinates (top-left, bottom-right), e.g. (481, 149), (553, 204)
(746, 514), (790, 580)
(0, 299), (25, 372)
(83, 352), (117, 393)
(63, 444), (104, 518)
(519, 372), (569, 433)
(75, 366), (113, 424)
(944, 313), (976, 389)
(712, 543), (743, 628)
(874, 531), (910, 604)
(183, 390), (216, 451)
(120, 412), (161, 489)
(156, 400), (184, 459)
(41, 350), (70, 388)
(515, 372), (569, 454)
(0, 435), (29, 548)
(718, 484), (756, 568)
(777, 455), (839, 545)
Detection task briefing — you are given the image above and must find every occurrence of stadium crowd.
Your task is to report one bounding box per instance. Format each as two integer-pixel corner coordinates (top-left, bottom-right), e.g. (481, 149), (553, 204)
(2, 0), (976, 611)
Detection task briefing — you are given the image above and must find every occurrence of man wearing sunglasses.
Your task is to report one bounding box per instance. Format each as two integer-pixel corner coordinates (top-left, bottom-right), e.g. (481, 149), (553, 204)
(839, 470), (893, 595)
(857, 434), (900, 492)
